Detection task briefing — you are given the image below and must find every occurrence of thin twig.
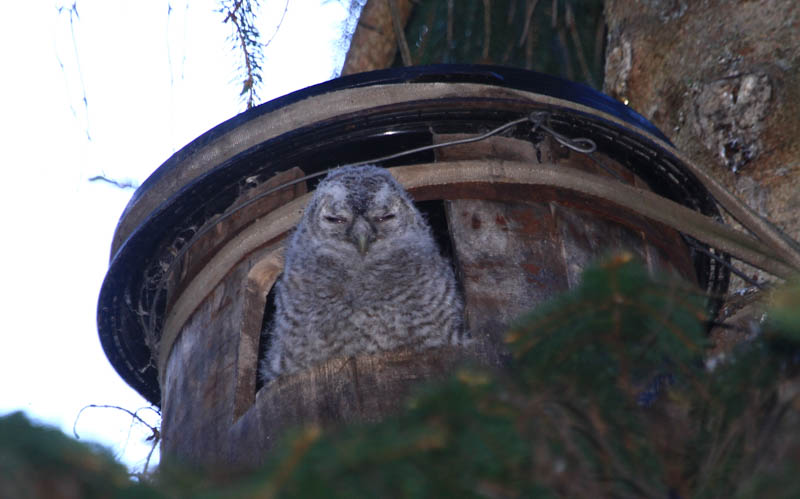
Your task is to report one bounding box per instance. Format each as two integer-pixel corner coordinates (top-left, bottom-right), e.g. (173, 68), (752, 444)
(594, 9), (605, 75)
(73, 404), (161, 475)
(447, 0), (454, 52)
(56, 2), (91, 141)
(263, 0), (289, 51)
(554, 1), (574, 81)
(388, 0), (412, 66)
(525, 8), (535, 69)
(565, 2), (595, 87)
(482, 0), (492, 60)
(88, 175), (139, 190)
(518, 0), (540, 47)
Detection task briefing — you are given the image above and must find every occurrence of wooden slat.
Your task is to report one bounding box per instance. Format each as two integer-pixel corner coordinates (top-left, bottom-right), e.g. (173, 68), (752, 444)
(159, 159), (794, 387)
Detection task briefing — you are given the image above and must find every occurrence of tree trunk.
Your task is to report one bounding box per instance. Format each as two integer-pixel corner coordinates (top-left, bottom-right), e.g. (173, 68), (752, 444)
(343, 0), (606, 88)
(603, 0), (800, 286)
(603, 6), (800, 487)
(341, 0), (414, 75)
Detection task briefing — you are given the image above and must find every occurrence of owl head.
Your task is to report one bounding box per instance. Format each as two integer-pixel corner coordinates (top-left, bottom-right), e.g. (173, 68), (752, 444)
(299, 165), (428, 257)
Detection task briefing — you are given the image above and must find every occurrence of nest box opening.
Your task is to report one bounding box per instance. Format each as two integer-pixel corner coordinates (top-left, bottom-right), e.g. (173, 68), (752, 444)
(256, 283), (277, 392)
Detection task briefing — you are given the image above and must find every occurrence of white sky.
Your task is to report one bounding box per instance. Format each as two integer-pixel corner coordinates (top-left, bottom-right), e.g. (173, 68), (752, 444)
(0, 0), (356, 473)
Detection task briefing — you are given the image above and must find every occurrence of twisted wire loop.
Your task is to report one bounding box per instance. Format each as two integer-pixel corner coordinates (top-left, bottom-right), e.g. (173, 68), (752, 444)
(528, 111), (597, 154)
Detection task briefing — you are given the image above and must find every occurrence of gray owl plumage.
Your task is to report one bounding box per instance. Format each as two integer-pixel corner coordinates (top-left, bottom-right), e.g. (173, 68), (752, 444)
(259, 165), (468, 383)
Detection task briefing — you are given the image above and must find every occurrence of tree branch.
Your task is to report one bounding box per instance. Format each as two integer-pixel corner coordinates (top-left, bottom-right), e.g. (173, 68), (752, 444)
(388, 0), (412, 66)
(88, 175), (139, 190)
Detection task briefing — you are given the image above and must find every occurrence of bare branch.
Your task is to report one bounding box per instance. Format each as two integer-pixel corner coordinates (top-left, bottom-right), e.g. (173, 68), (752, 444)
(263, 0), (290, 51)
(566, 2), (595, 87)
(74, 404), (161, 475)
(88, 175), (139, 190)
(518, 0), (540, 47)
(56, 1), (91, 141)
(482, 0), (491, 61)
(447, 0), (454, 53)
(388, 0), (412, 66)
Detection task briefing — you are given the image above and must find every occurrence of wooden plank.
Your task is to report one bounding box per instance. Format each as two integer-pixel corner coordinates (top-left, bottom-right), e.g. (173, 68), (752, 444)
(436, 135), (696, 361)
(167, 167), (307, 309)
(233, 248), (285, 420)
(228, 346), (473, 469)
(160, 171), (307, 466)
(447, 199), (569, 350)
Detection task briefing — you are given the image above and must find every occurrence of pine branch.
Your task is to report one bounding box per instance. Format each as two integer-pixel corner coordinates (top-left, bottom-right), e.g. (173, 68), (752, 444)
(219, 0), (265, 109)
(5, 258), (798, 497)
(236, 257), (798, 497)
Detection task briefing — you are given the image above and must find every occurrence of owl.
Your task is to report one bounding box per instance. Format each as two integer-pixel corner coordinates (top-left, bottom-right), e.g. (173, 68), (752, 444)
(259, 165), (468, 383)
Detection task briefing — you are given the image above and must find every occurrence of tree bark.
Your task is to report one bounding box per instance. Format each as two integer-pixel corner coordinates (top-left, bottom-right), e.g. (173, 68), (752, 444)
(603, 7), (800, 487)
(341, 0), (414, 75)
(604, 0), (800, 285)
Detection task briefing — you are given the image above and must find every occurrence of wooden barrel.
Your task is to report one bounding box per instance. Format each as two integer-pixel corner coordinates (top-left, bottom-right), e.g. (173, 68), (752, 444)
(97, 65), (729, 469)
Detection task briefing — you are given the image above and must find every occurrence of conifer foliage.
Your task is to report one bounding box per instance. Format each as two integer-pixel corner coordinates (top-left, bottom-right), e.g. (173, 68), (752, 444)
(2, 256), (798, 497)
(211, 255), (800, 498)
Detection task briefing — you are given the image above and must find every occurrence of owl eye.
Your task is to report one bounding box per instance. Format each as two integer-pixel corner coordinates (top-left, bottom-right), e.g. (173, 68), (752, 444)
(375, 214), (396, 223)
(323, 215), (348, 224)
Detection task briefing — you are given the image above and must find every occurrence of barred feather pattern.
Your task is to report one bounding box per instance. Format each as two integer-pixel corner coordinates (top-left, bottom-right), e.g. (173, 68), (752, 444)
(259, 165), (468, 383)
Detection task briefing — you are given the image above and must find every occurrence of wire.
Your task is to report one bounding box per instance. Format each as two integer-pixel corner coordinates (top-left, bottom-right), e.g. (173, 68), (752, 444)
(687, 239), (765, 290)
(148, 111), (740, 339)
(146, 112), (555, 332)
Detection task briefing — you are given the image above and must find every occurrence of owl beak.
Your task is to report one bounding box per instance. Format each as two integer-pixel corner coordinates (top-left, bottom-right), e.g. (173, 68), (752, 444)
(356, 233), (370, 255)
(350, 217), (374, 255)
